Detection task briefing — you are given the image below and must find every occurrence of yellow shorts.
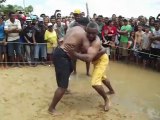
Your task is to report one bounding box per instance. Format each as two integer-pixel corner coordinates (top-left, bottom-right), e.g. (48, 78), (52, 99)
(47, 47), (55, 54)
(91, 54), (109, 86)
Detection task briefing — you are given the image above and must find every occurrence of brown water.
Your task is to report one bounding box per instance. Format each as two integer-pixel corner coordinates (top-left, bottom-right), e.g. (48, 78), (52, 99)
(71, 61), (160, 120)
(0, 61), (159, 120)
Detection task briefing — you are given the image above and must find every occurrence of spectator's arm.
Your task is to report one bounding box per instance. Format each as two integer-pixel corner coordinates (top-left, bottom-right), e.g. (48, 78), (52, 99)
(117, 30), (128, 35)
(24, 36), (31, 43)
(147, 33), (152, 50)
(11, 20), (22, 33)
(4, 21), (13, 33)
(32, 30), (36, 44)
(134, 32), (138, 49)
(150, 36), (160, 41)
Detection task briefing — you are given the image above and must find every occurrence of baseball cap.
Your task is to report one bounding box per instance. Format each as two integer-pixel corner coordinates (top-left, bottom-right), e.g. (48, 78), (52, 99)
(26, 17), (32, 22)
(73, 9), (81, 14)
(48, 22), (53, 27)
(38, 17), (43, 22)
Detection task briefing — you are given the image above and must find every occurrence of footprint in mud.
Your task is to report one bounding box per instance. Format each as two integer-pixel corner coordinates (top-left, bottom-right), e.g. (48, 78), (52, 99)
(4, 74), (9, 76)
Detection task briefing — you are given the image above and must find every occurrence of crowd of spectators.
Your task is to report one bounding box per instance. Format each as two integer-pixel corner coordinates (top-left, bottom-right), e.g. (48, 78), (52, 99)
(0, 9), (160, 71)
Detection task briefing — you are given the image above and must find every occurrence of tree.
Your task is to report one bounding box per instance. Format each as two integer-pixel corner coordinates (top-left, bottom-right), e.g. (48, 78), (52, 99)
(0, 4), (33, 15)
(25, 5), (33, 13)
(0, 0), (6, 3)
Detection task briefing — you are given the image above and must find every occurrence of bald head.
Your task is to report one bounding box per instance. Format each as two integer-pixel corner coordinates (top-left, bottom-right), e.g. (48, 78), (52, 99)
(86, 22), (99, 42)
(86, 22), (99, 31)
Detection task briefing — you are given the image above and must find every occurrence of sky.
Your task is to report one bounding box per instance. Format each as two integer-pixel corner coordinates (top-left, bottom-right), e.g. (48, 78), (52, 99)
(3, 0), (160, 18)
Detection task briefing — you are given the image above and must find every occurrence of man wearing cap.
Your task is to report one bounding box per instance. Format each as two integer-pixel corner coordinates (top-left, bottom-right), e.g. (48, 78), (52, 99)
(67, 9), (90, 75)
(67, 9), (81, 30)
(45, 23), (58, 64)
(23, 17), (35, 66)
(33, 17), (47, 66)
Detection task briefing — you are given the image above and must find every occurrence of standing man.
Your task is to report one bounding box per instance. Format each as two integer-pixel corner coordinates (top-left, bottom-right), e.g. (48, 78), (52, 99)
(48, 20), (114, 115)
(33, 17), (47, 66)
(0, 15), (7, 68)
(23, 17), (35, 66)
(54, 18), (67, 41)
(150, 20), (160, 70)
(68, 22), (115, 111)
(5, 12), (22, 67)
(118, 19), (132, 62)
(48, 18), (90, 115)
(68, 9), (90, 75)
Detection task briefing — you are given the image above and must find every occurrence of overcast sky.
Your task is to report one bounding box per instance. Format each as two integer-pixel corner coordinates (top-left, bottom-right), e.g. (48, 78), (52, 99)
(4, 0), (160, 18)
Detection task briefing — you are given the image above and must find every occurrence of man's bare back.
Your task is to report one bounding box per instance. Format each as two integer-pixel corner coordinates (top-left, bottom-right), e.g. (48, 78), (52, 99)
(60, 26), (89, 53)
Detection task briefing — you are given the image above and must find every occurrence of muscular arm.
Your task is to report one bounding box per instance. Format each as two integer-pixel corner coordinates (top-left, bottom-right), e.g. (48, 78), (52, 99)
(74, 41), (101, 62)
(93, 46), (106, 61)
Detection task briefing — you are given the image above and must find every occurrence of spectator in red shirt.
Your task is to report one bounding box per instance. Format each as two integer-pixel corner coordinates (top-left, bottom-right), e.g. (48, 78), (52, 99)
(102, 20), (117, 57)
(102, 20), (117, 44)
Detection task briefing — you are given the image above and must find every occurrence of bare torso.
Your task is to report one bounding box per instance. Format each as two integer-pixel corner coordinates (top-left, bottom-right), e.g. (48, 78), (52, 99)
(135, 31), (144, 44)
(60, 26), (89, 56)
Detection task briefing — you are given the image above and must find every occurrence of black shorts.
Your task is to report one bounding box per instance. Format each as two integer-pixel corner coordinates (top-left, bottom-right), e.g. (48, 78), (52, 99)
(53, 47), (73, 89)
(140, 49), (150, 60)
(0, 44), (6, 54)
(150, 48), (160, 60)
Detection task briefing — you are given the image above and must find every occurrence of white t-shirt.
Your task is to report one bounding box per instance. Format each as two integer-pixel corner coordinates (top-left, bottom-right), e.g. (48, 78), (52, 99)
(4, 19), (21, 42)
(151, 29), (160, 49)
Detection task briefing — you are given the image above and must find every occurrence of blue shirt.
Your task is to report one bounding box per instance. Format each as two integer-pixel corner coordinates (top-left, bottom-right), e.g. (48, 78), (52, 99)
(0, 22), (5, 40)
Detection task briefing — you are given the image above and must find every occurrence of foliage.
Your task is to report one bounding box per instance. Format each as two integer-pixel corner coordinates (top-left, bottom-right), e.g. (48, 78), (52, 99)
(0, 4), (33, 14)
(0, 0), (6, 4)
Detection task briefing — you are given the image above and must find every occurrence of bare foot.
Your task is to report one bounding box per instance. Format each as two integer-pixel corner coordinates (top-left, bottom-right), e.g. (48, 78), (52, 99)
(65, 89), (71, 95)
(48, 109), (63, 116)
(86, 73), (90, 76)
(104, 99), (111, 111)
(106, 91), (115, 95)
(4, 65), (8, 69)
(72, 71), (77, 75)
(11, 64), (16, 67)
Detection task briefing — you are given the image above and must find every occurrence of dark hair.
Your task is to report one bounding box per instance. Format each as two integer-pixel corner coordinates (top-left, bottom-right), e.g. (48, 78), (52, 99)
(123, 19), (128, 22)
(155, 20), (160, 24)
(130, 31), (135, 38)
(50, 15), (56, 19)
(107, 20), (112, 25)
(137, 23), (143, 27)
(8, 12), (15, 17)
(87, 21), (99, 30)
(77, 17), (89, 26)
(98, 15), (103, 18)
(40, 14), (46, 17)
(144, 25), (150, 29)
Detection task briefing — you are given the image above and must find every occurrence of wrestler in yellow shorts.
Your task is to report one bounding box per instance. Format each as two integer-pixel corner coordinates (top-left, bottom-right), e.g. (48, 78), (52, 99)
(91, 53), (109, 86)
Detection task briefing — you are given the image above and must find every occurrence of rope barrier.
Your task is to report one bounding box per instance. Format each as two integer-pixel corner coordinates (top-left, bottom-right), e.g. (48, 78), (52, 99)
(0, 42), (160, 64)
(108, 44), (160, 58)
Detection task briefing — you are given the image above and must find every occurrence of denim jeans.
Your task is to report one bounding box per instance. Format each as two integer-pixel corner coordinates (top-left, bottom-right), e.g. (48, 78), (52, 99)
(25, 44), (35, 63)
(7, 39), (21, 57)
(34, 43), (47, 59)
